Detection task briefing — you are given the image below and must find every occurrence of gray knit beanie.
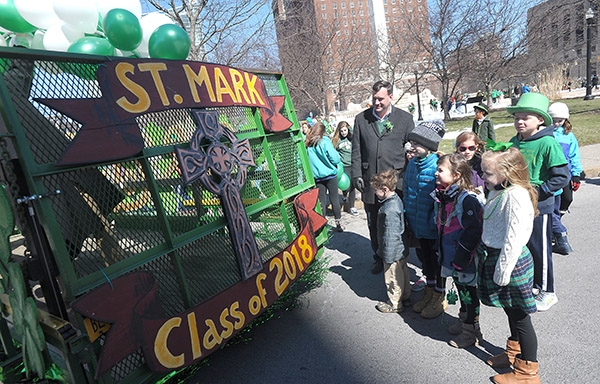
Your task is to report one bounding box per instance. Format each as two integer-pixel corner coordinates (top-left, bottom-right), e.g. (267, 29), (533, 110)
(408, 120), (445, 151)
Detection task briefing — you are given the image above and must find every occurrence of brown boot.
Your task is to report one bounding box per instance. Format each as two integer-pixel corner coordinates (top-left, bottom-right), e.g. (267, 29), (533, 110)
(448, 323), (483, 348)
(420, 290), (448, 319)
(492, 357), (540, 384)
(447, 311), (466, 335)
(487, 339), (521, 368)
(413, 285), (434, 313)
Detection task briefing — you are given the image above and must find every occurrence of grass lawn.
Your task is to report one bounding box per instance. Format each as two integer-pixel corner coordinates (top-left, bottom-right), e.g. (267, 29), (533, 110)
(438, 97), (600, 154)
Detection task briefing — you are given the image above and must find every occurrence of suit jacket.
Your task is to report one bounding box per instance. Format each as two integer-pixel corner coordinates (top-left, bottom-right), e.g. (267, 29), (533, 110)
(351, 106), (414, 204)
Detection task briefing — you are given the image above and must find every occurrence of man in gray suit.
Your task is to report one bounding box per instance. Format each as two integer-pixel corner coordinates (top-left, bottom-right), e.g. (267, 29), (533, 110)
(351, 81), (414, 273)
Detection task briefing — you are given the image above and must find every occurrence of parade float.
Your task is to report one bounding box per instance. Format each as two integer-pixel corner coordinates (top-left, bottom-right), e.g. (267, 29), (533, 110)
(0, 4), (329, 382)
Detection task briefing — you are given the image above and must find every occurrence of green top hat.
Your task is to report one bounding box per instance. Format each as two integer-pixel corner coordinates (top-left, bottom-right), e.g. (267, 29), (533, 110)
(474, 102), (489, 114)
(506, 93), (553, 126)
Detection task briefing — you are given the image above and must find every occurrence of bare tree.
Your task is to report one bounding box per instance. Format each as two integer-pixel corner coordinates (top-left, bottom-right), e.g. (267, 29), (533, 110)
(273, 1), (326, 117)
(406, 0), (478, 120)
(145, 0), (279, 69)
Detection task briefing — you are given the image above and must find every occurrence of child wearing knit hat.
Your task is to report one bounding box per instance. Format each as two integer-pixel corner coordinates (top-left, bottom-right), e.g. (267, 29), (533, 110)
(548, 102), (582, 255)
(403, 120), (447, 318)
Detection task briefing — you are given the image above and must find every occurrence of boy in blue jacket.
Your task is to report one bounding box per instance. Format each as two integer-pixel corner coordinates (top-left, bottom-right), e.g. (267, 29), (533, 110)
(403, 120), (447, 319)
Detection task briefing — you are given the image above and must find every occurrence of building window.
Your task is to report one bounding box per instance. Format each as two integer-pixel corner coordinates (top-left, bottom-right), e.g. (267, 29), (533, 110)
(350, 2), (355, 8)
(345, 29), (349, 35)
(392, 7), (397, 13)
(362, 28), (366, 34)
(333, 2), (337, 9)
(392, 0), (396, 3)
(343, 11), (347, 17)
(322, 13), (327, 19)
(359, 9), (364, 16)
(359, 1), (363, 6)
(344, 20), (348, 26)
(341, 2), (346, 8)
(383, 0), (387, 4)
(322, 4), (326, 10)
(334, 11), (338, 18)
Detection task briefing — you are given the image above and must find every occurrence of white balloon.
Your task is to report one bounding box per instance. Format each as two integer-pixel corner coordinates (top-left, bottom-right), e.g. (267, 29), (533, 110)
(43, 23), (83, 52)
(137, 12), (174, 57)
(14, 0), (61, 30)
(31, 30), (45, 50)
(97, 0), (142, 20)
(54, 0), (99, 34)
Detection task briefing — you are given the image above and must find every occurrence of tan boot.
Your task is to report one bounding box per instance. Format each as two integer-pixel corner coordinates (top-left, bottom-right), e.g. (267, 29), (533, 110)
(413, 285), (434, 313)
(492, 357), (540, 384)
(420, 290), (448, 318)
(448, 323), (483, 348)
(447, 311), (466, 335)
(487, 339), (521, 368)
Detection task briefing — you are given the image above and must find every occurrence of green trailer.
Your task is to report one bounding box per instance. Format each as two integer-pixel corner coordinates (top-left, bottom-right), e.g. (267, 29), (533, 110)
(0, 47), (328, 383)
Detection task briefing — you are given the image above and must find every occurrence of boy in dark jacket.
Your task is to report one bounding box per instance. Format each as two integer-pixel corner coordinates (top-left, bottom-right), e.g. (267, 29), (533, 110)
(371, 169), (410, 313)
(508, 93), (570, 312)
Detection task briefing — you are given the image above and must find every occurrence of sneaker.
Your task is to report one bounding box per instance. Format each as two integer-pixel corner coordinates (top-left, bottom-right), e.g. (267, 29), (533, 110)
(412, 277), (426, 292)
(349, 207), (359, 216)
(535, 291), (558, 312)
(376, 301), (404, 313)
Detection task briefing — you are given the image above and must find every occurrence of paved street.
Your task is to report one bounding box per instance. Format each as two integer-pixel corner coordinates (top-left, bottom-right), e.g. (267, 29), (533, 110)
(185, 174), (600, 383)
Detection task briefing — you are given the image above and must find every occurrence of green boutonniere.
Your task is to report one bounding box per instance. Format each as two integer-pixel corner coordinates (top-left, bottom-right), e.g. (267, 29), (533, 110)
(383, 120), (393, 131)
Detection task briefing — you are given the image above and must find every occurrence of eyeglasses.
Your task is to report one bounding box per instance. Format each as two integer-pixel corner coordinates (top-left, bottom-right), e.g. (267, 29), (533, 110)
(458, 146), (477, 152)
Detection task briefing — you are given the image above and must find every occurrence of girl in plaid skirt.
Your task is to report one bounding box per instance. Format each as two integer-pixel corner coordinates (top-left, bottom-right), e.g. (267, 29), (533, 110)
(479, 147), (541, 383)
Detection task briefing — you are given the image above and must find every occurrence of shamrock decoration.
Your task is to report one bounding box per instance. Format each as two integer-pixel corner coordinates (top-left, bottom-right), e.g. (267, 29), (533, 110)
(383, 119), (394, 131)
(485, 139), (513, 152)
(446, 287), (458, 305)
(459, 289), (473, 305)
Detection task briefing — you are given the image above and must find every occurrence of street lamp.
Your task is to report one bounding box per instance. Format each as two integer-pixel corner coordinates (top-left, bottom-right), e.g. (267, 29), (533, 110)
(584, 7), (595, 100)
(414, 71), (423, 121)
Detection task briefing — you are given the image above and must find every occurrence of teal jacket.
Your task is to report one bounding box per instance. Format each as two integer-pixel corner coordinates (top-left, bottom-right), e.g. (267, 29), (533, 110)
(307, 137), (341, 181)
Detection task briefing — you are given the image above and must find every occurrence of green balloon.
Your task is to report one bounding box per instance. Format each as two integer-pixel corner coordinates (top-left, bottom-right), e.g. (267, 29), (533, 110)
(336, 163), (344, 179)
(0, 0), (36, 33)
(68, 36), (115, 56)
(148, 24), (191, 60)
(103, 8), (142, 51)
(338, 173), (350, 191)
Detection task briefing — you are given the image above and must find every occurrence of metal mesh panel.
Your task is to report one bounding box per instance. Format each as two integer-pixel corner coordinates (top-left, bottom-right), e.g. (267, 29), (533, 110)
(137, 109), (197, 148)
(241, 137), (276, 204)
(179, 230), (240, 305)
(257, 73), (283, 96)
(250, 205), (289, 261)
(215, 106), (260, 134)
(267, 134), (307, 194)
(140, 254), (186, 317)
(109, 347), (146, 383)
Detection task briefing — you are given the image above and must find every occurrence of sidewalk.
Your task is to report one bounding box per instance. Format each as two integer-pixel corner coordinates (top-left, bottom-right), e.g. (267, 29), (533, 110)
(579, 142), (600, 178)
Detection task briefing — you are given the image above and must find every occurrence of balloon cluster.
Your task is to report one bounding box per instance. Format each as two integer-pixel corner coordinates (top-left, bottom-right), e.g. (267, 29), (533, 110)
(336, 163), (350, 191)
(0, 0), (191, 60)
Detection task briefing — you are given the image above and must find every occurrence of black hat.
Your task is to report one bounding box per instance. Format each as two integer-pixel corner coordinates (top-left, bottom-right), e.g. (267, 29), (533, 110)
(408, 120), (445, 151)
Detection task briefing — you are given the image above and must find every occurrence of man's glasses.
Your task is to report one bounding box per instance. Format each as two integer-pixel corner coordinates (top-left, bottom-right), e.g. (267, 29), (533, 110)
(458, 146), (477, 152)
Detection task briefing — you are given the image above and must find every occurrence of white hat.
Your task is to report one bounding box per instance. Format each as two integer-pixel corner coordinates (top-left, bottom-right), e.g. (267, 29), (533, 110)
(548, 102), (570, 119)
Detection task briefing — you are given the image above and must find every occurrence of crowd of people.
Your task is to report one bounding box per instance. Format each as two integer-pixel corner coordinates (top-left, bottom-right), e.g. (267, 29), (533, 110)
(302, 81), (582, 383)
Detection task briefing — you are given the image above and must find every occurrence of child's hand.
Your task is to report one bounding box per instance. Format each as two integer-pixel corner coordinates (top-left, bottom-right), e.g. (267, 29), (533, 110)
(572, 176), (581, 192)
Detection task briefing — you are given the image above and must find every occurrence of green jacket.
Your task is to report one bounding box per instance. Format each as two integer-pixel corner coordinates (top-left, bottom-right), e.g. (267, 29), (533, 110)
(472, 115), (495, 142)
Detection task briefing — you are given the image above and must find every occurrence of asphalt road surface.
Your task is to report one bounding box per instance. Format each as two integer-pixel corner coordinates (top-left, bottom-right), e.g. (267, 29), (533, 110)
(185, 176), (600, 384)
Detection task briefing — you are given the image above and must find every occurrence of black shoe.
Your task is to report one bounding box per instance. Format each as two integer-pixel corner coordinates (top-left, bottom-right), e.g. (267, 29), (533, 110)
(371, 260), (383, 274)
(402, 298), (412, 307)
